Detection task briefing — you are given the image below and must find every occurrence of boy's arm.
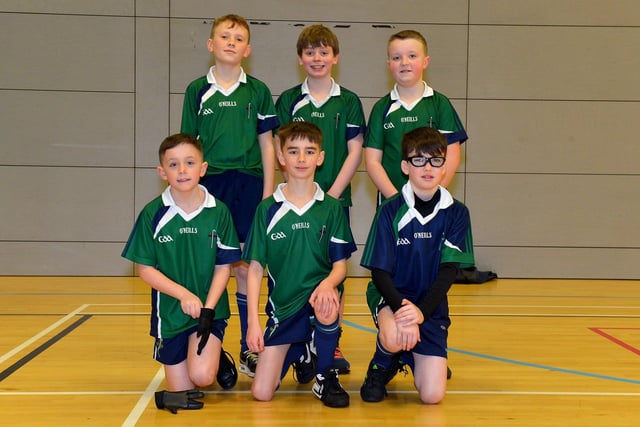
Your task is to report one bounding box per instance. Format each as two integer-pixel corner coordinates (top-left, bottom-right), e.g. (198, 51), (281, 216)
(137, 264), (202, 318)
(326, 134), (363, 200)
(441, 142), (461, 188)
(365, 147), (398, 199)
(371, 268), (404, 312)
(203, 264), (232, 310)
(258, 131), (276, 199)
(246, 260), (265, 353)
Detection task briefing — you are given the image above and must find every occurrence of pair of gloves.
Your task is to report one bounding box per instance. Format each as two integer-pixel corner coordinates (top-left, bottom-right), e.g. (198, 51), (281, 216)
(155, 307), (217, 414)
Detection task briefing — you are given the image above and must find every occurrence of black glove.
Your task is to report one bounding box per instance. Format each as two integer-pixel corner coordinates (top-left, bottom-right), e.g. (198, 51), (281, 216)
(196, 307), (215, 355)
(154, 389), (204, 414)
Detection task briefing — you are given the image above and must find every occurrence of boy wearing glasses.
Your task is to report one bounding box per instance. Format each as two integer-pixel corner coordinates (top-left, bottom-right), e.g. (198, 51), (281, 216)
(359, 126), (474, 404)
(364, 30), (467, 202)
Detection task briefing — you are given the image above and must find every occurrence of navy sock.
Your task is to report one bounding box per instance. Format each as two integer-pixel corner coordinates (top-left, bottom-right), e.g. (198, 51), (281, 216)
(371, 336), (394, 369)
(280, 342), (305, 380)
(314, 318), (340, 376)
(236, 292), (248, 352)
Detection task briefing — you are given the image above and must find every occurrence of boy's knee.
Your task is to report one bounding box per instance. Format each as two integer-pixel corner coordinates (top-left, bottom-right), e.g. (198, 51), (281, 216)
(416, 385), (445, 405)
(190, 369), (216, 388)
(251, 382), (276, 402)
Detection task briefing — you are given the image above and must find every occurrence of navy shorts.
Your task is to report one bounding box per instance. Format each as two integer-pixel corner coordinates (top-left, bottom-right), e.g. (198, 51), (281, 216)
(263, 304), (314, 347)
(200, 170), (263, 242)
(153, 319), (227, 365)
(369, 296), (450, 360)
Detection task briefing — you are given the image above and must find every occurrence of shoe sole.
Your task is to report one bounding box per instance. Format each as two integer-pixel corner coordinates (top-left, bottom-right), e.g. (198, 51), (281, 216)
(239, 364), (255, 378)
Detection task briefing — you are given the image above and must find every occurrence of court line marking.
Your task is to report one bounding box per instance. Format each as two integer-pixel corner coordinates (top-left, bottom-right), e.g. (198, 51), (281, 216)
(342, 319), (640, 385)
(121, 367), (164, 427)
(0, 304), (88, 365)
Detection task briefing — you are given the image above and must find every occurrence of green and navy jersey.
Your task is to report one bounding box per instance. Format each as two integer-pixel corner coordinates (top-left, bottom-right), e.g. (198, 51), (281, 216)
(181, 67), (280, 177)
(122, 186), (241, 339)
(242, 183), (357, 323)
(365, 82), (468, 193)
(276, 79), (366, 207)
(360, 183), (474, 318)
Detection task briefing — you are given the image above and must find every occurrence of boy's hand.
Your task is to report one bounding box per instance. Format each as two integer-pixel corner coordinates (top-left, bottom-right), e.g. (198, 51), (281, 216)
(395, 322), (420, 351)
(179, 290), (203, 319)
(246, 323), (264, 354)
(309, 281), (339, 318)
(394, 299), (424, 326)
(196, 308), (215, 355)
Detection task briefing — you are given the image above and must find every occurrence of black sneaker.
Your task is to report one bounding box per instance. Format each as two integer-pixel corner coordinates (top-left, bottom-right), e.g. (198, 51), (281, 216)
(360, 360), (391, 402)
(292, 342), (317, 384)
(447, 366), (452, 380)
(216, 348), (238, 390)
(239, 349), (258, 378)
(312, 370), (349, 408)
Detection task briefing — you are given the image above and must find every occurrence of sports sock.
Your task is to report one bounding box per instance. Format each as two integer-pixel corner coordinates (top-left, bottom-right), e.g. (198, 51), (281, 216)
(371, 336), (394, 369)
(281, 342), (305, 379)
(236, 292), (248, 352)
(314, 318), (340, 376)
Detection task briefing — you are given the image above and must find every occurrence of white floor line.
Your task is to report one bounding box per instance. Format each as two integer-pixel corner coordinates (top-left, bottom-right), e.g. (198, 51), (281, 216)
(0, 304), (89, 365)
(121, 367), (164, 427)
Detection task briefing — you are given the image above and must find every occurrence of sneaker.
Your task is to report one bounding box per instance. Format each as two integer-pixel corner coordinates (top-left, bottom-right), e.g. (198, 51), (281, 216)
(332, 346), (351, 374)
(239, 349), (258, 378)
(217, 348), (238, 390)
(447, 366), (452, 380)
(292, 342), (317, 384)
(312, 370), (349, 408)
(359, 356), (405, 403)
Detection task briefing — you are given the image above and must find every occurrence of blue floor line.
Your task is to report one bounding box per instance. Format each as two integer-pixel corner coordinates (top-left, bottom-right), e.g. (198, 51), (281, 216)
(342, 319), (640, 386)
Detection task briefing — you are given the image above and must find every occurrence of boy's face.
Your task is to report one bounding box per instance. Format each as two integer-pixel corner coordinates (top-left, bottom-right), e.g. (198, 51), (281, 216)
(298, 45), (339, 79)
(387, 38), (430, 88)
(207, 21), (251, 65)
(157, 143), (207, 191)
(277, 136), (324, 180)
(401, 150), (445, 198)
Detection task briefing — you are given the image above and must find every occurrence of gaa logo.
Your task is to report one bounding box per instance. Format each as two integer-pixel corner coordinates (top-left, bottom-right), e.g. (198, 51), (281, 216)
(158, 235), (174, 243)
(270, 232), (287, 240)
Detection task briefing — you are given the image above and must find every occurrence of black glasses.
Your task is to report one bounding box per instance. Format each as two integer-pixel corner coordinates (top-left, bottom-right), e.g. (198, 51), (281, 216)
(405, 156), (446, 168)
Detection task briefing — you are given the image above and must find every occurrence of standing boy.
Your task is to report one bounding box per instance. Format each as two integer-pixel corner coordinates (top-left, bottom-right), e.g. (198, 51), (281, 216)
(122, 134), (241, 413)
(275, 24), (366, 374)
(180, 14), (280, 380)
(365, 30), (468, 202)
(359, 127), (474, 404)
(244, 122), (357, 408)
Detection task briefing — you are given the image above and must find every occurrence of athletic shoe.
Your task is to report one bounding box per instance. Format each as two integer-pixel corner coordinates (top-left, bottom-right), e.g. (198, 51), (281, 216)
(292, 342), (317, 384)
(447, 366), (452, 380)
(359, 356), (405, 402)
(217, 348), (238, 390)
(239, 349), (258, 378)
(331, 346), (351, 374)
(312, 370), (350, 408)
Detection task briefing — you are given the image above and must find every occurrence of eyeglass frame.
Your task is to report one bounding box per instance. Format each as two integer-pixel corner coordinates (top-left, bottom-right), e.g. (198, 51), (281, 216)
(405, 155), (446, 168)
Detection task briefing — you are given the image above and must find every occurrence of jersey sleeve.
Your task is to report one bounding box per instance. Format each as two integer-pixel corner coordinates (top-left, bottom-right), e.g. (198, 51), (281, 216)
(440, 202), (475, 266)
(363, 97), (387, 149)
(344, 90), (366, 141)
(214, 203), (242, 265)
(254, 80), (280, 135)
(327, 204), (357, 263)
(180, 79), (201, 137)
(121, 204), (158, 267)
(360, 202), (397, 273)
(435, 92), (468, 145)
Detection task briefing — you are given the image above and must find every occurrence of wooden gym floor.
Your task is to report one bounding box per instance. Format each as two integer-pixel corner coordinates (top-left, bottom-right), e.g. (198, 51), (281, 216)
(1, 276), (639, 426)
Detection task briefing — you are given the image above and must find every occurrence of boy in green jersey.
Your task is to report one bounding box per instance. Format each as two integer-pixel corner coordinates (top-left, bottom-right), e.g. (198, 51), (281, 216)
(122, 134), (241, 412)
(275, 23), (366, 374)
(243, 122), (357, 408)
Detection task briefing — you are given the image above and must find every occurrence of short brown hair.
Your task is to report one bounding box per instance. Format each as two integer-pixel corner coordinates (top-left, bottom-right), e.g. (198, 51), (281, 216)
(296, 24), (339, 56)
(277, 122), (323, 150)
(388, 30), (428, 55)
(210, 14), (250, 41)
(158, 133), (203, 163)
(401, 127), (446, 159)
